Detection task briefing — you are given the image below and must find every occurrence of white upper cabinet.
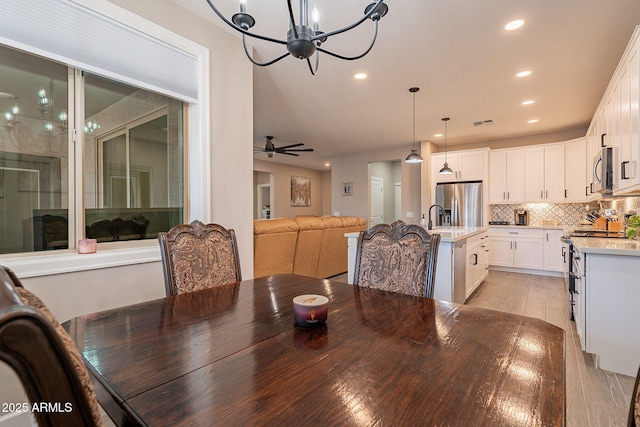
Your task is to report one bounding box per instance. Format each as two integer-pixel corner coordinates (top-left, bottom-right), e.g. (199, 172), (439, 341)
(564, 138), (587, 202)
(489, 149), (525, 203)
(524, 144), (565, 202)
(617, 33), (640, 194)
(588, 27), (640, 196)
(431, 149), (487, 184)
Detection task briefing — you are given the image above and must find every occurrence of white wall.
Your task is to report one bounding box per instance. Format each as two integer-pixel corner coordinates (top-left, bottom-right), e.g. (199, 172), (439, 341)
(0, 2), (254, 424)
(331, 145), (421, 226)
(253, 159), (326, 218)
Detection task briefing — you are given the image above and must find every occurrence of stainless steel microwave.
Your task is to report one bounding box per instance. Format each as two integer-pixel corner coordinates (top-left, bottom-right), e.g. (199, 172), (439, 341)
(593, 146), (613, 194)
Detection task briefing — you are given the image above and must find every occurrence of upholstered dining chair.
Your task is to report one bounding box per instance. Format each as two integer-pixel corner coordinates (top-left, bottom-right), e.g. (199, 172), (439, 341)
(158, 220), (242, 296)
(0, 266), (104, 427)
(629, 366), (640, 426)
(353, 220), (441, 298)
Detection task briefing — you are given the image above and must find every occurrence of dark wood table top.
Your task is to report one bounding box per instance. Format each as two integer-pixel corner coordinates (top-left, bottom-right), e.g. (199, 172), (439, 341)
(66, 274), (565, 426)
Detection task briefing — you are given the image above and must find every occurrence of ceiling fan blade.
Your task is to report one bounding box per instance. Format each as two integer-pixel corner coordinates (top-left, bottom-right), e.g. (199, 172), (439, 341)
(280, 152), (299, 156)
(282, 148), (314, 152)
(275, 143), (304, 150)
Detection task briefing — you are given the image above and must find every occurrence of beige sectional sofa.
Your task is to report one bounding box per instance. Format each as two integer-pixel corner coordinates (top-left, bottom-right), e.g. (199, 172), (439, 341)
(254, 216), (366, 279)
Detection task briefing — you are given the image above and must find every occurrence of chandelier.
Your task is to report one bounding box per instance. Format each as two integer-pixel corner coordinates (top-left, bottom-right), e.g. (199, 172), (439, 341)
(37, 79), (67, 136)
(205, 0), (389, 75)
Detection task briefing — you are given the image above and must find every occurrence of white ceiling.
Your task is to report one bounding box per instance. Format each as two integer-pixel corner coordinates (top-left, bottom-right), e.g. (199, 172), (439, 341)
(173, 0), (640, 170)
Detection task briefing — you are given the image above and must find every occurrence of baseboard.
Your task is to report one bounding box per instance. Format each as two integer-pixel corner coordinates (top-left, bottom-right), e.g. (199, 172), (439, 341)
(489, 266), (564, 278)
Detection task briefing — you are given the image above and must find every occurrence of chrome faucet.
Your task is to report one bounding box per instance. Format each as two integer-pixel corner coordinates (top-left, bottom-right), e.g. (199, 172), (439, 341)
(428, 204), (444, 230)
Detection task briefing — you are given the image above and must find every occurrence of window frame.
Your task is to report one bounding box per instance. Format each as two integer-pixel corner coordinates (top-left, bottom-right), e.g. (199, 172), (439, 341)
(0, 1), (210, 278)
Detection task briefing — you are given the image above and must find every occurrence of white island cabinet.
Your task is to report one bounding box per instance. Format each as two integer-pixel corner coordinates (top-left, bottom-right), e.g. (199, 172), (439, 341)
(571, 237), (640, 376)
(345, 228), (488, 304)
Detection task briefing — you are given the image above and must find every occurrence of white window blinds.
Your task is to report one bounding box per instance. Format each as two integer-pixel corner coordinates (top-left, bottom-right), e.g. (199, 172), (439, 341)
(0, 0), (199, 103)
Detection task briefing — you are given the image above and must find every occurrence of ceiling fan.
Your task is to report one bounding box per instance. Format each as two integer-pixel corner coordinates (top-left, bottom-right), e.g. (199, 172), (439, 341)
(254, 135), (314, 158)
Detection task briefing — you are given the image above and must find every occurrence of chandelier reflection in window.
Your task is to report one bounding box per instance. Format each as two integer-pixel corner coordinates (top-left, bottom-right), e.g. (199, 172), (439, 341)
(205, 0), (389, 75)
(36, 79), (68, 141)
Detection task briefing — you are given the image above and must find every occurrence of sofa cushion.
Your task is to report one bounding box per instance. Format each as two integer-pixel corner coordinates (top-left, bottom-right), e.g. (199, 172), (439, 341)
(254, 219), (299, 278)
(293, 217), (325, 276)
(316, 216), (365, 278)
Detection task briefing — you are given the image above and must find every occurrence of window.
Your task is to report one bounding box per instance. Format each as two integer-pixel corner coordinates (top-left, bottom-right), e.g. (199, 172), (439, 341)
(0, 45), (185, 255)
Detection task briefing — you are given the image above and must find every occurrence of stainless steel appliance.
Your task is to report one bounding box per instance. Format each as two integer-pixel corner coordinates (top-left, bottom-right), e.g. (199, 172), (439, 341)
(560, 235), (575, 320)
(593, 146), (613, 194)
(434, 181), (482, 227)
(514, 208), (529, 226)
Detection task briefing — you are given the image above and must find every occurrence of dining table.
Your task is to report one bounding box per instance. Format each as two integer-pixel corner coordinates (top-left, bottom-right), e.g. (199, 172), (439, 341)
(65, 273), (565, 426)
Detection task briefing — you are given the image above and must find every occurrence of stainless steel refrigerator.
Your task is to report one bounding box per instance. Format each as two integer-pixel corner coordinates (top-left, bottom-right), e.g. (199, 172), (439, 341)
(434, 181), (482, 227)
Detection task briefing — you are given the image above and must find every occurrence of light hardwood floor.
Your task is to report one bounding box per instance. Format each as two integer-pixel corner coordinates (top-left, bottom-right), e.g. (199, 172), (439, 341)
(332, 270), (636, 426)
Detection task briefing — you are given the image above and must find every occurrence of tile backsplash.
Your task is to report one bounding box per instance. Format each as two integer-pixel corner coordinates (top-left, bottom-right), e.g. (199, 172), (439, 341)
(489, 197), (640, 227)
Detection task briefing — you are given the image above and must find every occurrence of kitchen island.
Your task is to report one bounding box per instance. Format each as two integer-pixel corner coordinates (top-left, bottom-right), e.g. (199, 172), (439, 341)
(570, 236), (640, 376)
(346, 227), (488, 303)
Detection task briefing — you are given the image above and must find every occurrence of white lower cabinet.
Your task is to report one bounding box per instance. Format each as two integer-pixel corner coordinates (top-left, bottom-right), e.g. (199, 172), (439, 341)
(465, 232), (489, 299)
(543, 229), (565, 272)
(489, 227), (566, 274)
(488, 228), (544, 270)
(583, 251), (640, 376)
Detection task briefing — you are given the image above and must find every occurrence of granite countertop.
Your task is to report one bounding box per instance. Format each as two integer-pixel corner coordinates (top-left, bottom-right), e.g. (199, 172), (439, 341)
(430, 227), (488, 243)
(488, 224), (566, 230)
(571, 237), (640, 257)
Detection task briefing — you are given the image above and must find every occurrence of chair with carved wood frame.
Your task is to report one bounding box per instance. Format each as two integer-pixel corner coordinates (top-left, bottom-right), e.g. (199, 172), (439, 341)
(0, 266), (104, 427)
(158, 220), (242, 296)
(629, 365), (640, 426)
(353, 220), (440, 298)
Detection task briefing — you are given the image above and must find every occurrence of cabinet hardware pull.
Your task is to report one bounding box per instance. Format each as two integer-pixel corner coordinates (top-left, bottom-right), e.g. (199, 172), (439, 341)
(540, 190), (543, 198)
(514, 241), (517, 250)
(601, 133), (607, 147)
(622, 161), (630, 180)
(473, 254), (478, 265)
(546, 190), (548, 199)
(503, 191), (506, 200)
(507, 191), (510, 199)
(565, 189), (567, 198)
(585, 186), (589, 196)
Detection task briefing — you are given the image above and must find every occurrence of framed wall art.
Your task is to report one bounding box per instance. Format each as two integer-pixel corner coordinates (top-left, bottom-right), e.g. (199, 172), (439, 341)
(342, 182), (353, 196)
(290, 175), (311, 207)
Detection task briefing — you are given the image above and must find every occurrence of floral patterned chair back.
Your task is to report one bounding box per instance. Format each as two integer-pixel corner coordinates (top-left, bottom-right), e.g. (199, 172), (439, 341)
(158, 220), (242, 296)
(353, 220), (440, 298)
(629, 366), (640, 426)
(0, 266), (104, 427)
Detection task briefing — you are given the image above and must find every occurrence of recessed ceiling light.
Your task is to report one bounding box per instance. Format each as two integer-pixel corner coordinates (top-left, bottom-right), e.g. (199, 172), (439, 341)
(324, 162), (331, 168)
(505, 20), (524, 31)
(528, 119), (539, 123)
(522, 100), (535, 105)
(434, 133), (443, 137)
(354, 73), (367, 80)
(516, 70), (532, 78)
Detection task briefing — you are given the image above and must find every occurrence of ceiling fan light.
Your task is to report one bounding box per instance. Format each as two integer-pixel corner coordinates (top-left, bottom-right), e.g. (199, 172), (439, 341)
(405, 148), (423, 163)
(439, 162), (454, 174)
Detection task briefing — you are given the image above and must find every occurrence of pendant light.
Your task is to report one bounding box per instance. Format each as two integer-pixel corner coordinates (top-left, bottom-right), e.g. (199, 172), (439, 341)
(438, 117), (454, 174)
(405, 87), (423, 164)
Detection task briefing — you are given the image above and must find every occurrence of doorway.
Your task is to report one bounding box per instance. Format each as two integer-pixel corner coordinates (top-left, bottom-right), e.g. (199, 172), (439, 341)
(368, 161), (402, 227)
(254, 171), (274, 219)
(370, 176), (384, 225)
